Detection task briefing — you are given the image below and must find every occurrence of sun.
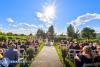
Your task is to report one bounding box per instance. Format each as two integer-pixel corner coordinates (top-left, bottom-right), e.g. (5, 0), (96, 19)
(43, 5), (56, 19)
(36, 3), (56, 24)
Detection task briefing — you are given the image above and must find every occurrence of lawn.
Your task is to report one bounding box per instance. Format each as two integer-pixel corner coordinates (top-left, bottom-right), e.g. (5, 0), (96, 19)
(54, 42), (75, 67)
(54, 42), (65, 67)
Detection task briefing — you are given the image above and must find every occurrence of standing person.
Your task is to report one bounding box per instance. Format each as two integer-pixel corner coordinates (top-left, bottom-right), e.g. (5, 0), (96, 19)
(45, 38), (49, 46)
(4, 44), (19, 67)
(50, 41), (54, 46)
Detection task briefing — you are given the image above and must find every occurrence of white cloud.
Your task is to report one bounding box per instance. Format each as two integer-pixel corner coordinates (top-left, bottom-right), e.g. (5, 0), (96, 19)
(7, 23), (45, 35)
(6, 18), (14, 23)
(10, 23), (38, 29)
(94, 27), (100, 33)
(8, 23), (38, 34)
(2, 17), (46, 34)
(70, 13), (100, 27)
(18, 23), (38, 29)
(36, 2), (56, 26)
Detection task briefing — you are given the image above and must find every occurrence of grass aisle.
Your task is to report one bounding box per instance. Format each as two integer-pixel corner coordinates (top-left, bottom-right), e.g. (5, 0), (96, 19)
(30, 45), (63, 67)
(54, 43), (65, 67)
(54, 43), (75, 67)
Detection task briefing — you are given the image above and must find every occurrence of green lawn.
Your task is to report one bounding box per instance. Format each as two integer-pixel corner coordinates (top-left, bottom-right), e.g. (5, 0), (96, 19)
(54, 42), (75, 67)
(65, 58), (75, 67)
(29, 42), (44, 66)
(54, 43), (65, 67)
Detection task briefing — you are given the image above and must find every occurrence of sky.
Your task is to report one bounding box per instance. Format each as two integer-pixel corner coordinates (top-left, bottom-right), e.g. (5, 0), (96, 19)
(0, 0), (100, 35)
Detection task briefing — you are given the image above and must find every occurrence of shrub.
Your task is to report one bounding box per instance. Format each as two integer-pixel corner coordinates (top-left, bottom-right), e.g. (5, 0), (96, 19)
(26, 47), (34, 61)
(7, 36), (13, 40)
(65, 58), (75, 67)
(0, 35), (7, 41)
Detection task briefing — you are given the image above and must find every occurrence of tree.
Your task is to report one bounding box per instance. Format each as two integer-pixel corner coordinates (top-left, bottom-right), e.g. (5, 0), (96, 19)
(0, 35), (7, 41)
(67, 24), (75, 39)
(74, 29), (80, 39)
(0, 31), (3, 35)
(0, 31), (5, 35)
(20, 34), (25, 36)
(13, 34), (18, 36)
(81, 27), (96, 39)
(29, 33), (33, 36)
(36, 29), (46, 39)
(47, 25), (54, 40)
(6, 32), (13, 36)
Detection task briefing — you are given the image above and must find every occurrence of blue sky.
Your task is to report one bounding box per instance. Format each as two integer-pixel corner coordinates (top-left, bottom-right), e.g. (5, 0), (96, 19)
(0, 0), (100, 35)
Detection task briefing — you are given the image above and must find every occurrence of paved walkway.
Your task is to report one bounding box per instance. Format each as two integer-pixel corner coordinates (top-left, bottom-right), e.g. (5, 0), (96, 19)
(30, 46), (63, 67)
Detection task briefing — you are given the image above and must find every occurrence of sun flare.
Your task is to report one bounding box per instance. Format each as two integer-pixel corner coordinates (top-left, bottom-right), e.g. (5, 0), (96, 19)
(43, 5), (56, 18)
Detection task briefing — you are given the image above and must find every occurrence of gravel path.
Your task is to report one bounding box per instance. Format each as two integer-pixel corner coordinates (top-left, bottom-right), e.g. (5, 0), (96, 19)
(30, 46), (63, 67)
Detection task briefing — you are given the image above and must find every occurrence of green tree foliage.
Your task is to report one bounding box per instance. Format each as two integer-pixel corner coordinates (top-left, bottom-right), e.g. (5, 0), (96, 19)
(47, 25), (54, 40)
(74, 29), (80, 39)
(0, 32), (3, 35)
(0, 31), (5, 35)
(0, 35), (7, 41)
(81, 27), (96, 39)
(13, 34), (18, 36)
(67, 24), (75, 39)
(96, 33), (100, 39)
(20, 34), (25, 36)
(29, 33), (32, 36)
(36, 29), (46, 39)
(6, 32), (13, 36)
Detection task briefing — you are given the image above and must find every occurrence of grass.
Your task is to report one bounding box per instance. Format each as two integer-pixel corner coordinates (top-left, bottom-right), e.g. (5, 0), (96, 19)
(65, 58), (75, 67)
(54, 44), (63, 61)
(29, 42), (44, 66)
(54, 42), (75, 67)
(38, 42), (44, 52)
(54, 43), (65, 67)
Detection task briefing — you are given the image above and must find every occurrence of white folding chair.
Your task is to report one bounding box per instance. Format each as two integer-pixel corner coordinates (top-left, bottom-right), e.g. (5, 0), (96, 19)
(68, 49), (75, 59)
(95, 62), (100, 67)
(83, 63), (95, 67)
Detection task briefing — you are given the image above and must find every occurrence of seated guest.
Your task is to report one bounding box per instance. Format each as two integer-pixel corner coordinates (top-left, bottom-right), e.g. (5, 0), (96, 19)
(0, 42), (7, 49)
(4, 45), (19, 67)
(94, 44), (100, 62)
(75, 46), (94, 67)
(73, 42), (80, 50)
(69, 42), (74, 49)
(20, 42), (26, 51)
(0, 48), (4, 67)
(92, 42), (97, 50)
(79, 43), (84, 52)
(90, 43), (96, 50)
(0, 48), (3, 59)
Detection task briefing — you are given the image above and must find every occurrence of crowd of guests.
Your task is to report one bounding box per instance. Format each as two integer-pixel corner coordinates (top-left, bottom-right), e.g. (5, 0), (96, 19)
(0, 39), (39, 67)
(60, 40), (100, 67)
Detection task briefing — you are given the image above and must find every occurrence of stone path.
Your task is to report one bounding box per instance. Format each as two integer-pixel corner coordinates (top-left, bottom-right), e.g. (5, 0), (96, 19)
(30, 46), (63, 67)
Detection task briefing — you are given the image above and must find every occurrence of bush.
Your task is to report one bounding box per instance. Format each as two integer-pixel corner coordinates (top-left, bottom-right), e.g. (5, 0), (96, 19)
(65, 58), (75, 67)
(54, 36), (67, 42)
(7, 36), (13, 40)
(26, 47), (34, 61)
(0, 35), (7, 41)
